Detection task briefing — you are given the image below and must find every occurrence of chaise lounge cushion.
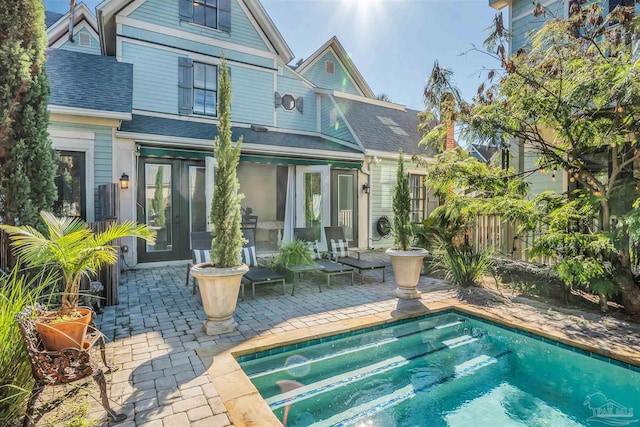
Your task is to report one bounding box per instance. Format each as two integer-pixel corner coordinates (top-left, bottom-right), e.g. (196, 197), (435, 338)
(241, 246), (259, 267)
(330, 239), (349, 258)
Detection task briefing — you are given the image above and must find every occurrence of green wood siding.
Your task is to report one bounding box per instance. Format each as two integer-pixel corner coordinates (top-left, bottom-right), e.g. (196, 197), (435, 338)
(276, 75), (316, 132)
(120, 25), (274, 68)
(128, 0), (270, 52)
(302, 51), (360, 95)
(370, 158), (396, 248)
(50, 121), (113, 215)
(320, 95), (356, 144)
(523, 150), (563, 198)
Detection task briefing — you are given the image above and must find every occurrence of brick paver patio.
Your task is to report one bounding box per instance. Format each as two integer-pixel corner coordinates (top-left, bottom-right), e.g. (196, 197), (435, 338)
(34, 252), (640, 426)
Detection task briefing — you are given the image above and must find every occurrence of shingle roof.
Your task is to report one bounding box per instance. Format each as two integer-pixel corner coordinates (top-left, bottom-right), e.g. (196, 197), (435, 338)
(45, 11), (65, 28)
(120, 115), (362, 155)
(46, 49), (133, 114)
(334, 97), (436, 157)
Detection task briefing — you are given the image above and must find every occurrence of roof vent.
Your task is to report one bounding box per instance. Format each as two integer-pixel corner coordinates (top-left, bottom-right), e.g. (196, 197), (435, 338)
(296, 58), (304, 67)
(251, 124), (268, 132)
(377, 116), (398, 126)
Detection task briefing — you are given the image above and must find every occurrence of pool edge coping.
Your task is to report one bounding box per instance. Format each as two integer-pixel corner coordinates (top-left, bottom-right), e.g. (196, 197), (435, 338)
(197, 298), (640, 427)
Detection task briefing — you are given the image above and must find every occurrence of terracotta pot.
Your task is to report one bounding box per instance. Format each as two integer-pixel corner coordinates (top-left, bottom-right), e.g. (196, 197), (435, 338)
(191, 263), (249, 335)
(35, 307), (92, 351)
(386, 248), (428, 299)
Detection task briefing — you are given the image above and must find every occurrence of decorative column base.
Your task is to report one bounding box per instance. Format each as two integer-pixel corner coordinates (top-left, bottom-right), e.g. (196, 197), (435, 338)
(394, 287), (423, 300)
(203, 317), (238, 335)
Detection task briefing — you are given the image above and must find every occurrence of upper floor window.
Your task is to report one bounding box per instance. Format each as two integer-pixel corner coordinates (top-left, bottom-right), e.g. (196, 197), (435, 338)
(180, 0), (231, 33)
(194, 0), (218, 29)
(281, 94), (296, 111)
(193, 62), (217, 116)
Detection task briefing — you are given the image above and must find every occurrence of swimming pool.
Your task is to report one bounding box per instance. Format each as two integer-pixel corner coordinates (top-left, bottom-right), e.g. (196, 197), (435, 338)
(237, 311), (640, 426)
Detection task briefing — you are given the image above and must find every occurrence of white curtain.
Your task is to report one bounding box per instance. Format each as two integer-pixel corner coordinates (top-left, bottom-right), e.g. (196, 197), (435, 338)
(282, 165), (295, 244)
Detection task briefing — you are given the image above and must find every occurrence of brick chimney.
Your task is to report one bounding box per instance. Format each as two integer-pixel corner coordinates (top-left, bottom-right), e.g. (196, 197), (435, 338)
(445, 122), (456, 150)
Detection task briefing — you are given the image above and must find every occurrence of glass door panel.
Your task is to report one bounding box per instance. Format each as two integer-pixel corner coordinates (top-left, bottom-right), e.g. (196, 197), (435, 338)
(54, 151), (86, 220)
(145, 163), (173, 252)
(331, 169), (358, 247)
(337, 174), (355, 241)
(304, 172), (323, 241)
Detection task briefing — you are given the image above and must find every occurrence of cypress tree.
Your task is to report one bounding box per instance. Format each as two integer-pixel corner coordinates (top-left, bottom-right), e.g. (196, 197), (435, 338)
(210, 58), (245, 267)
(0, 0), (58, 227)
(392, 149), (413, 251)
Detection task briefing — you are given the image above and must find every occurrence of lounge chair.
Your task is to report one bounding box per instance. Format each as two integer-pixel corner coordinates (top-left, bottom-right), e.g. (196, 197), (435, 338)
(324, 227), (386, 285)
(294, 228), (354, 292)
(242, 229), (286, 298)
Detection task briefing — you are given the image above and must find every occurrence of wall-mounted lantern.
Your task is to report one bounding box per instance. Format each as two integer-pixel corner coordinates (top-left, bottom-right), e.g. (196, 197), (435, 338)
(119, 173), (130, 189)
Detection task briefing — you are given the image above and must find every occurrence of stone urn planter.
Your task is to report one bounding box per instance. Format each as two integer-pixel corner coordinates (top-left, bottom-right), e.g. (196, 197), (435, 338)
(191, 263), (249, 335)
(386, 248), (428, 299)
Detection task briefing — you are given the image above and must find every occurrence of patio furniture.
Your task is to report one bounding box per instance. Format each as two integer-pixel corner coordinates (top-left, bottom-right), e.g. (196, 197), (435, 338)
(17, 304), (126, 427)
(185, 231), (213, 294)
(258, 220), (285, 246)
(294, 227), (355, 292)
(241, 229), (286, 298)
(285, 262), (327, 296)
(324, 227), (386, 285)
(241, 215), (258, 230)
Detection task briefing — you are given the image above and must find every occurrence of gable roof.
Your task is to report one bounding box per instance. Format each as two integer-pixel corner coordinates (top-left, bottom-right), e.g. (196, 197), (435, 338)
(46, 49), (133, 116)
(45, 11), (65, 29)
(46, 3), (98, 47)
(470, 143), (499, 163)
(96, 0), (294, 61)
(332, 95), (435, 157)
(296, 37), (375, 98)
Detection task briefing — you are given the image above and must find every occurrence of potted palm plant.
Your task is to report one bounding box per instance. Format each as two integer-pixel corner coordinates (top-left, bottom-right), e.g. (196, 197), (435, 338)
(0, 211), (155, 350)
(386, 149), (428, 299)
(190, 58), (248, 335)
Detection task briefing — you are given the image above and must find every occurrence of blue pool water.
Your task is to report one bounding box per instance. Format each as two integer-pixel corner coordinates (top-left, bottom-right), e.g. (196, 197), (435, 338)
(237, 311), (640, 426)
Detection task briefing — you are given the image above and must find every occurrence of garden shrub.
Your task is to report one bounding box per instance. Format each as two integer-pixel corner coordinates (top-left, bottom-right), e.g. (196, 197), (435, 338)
(0, 268), (49, 424)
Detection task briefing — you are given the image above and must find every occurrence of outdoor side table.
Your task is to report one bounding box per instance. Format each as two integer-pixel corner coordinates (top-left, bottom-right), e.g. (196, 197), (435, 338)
(285, 263), (326, 296)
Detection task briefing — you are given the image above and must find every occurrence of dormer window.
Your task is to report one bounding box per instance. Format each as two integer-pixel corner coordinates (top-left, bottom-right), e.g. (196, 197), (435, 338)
(194, 0), (218, 29)
(326, 61), (335, 74)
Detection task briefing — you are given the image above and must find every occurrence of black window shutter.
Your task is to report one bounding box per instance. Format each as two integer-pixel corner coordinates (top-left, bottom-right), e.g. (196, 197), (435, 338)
(178, 57), (194, 115)
(179, 0), (194, 22)
(219, 0), (231, 32)
(296, 96), (303, 113)
(274, 92), (282, 109)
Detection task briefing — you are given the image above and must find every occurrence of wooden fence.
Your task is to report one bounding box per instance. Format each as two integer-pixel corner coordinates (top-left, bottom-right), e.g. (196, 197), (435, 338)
(472, 214), (555, 265)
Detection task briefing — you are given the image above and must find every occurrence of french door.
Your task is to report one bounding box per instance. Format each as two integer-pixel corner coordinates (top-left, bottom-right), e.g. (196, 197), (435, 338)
(296, 166), (330, 247)
(137, 158), (207, 262)
(331, 170), (358, 247)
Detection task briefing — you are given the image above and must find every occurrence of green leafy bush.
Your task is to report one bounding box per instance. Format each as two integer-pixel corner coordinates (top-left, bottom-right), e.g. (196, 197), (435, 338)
(0, 268), (49, 424)
(275, 239), (314, 268)
(431, 243), (493, 287)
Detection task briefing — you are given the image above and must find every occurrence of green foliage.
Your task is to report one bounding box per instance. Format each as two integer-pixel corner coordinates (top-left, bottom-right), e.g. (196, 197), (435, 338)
(431, 242), (494, 288)
(275, 239), (314, 268)
(210, 58), (245, 268)
(418, 3), (640, 313)
(392, 150), (413, 251)
(151, 166), (166, 227)
(0, 212), (155, 312)
(0, 0), (57, 228)
(0, 268), (49, 424)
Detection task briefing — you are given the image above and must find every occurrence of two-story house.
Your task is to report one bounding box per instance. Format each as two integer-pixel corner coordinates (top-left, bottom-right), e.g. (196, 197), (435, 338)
(45, 0), (437, 265)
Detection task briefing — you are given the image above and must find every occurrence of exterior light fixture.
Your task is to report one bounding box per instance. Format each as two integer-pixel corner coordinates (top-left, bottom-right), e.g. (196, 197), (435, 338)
(372, 156), (382, 166)
(362, 183), (370, 194)
(120, 173), (130, 189)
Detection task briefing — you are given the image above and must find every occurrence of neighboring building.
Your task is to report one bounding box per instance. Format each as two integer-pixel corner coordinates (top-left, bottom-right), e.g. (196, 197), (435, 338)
(484, 0), (640, 197)
(45, 0), (438, 265)
(469, 143), (499, 165)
